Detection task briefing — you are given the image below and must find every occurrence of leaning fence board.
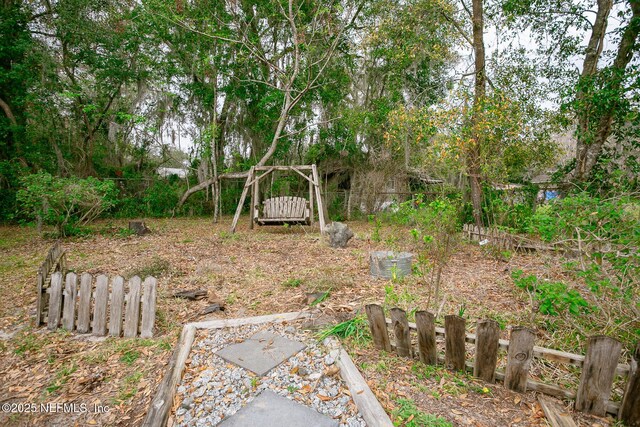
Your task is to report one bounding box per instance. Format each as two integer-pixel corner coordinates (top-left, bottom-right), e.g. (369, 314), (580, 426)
(474, 319), (500, 383)
(61, 273), (78, 331)
(76, 273), (93, 333)
(124, 276), (142, 338)
(504, 327), (536, 392)
(538, 396), (577, 427)
(415, 311), (437, 365)
(140, 277), (157, 338)
(390, 308), (410, 358)
(36, 270), (45, 325)
(444, 315), (466, 371)
(575, 336), (622, 416)
(109, 276), (125, 337)
(93, 275), (109, 336)
(47, 272), (63, 330)
(365, 304), (391, 352)
(35, 241), (66, 325)
(620, 342), (640, 426)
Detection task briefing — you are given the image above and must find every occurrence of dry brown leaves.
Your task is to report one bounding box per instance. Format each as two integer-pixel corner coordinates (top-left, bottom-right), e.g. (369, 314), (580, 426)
(0, 217), (612, 426)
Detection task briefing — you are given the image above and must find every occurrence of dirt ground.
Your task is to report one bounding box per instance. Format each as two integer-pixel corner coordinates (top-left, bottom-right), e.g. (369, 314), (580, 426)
(0, 217), (622, 426)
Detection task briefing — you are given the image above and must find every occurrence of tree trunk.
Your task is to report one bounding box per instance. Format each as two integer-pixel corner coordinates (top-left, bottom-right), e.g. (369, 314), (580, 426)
(573, 0), (614, 182)
(469, 0), (486, 228)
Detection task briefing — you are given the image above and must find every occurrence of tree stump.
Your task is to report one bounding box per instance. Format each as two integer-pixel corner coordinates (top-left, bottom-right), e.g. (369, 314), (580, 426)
(326, 222), (354, 248)
(129, 220), (150, 236)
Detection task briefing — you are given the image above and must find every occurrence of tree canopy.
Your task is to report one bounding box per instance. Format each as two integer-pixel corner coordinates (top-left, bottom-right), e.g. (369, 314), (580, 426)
(1, 0), (639, 224)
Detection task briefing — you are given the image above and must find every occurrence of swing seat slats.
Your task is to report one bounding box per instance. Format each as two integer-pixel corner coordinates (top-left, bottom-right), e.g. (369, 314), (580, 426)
(257, 196), (310, 225)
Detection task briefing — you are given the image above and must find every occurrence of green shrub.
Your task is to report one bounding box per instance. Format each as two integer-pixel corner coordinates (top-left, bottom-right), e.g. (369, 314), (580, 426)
(512, 270), (591, 316)
(526, 192), (639, 291)
(16, 172), (118, 236)
(143, 180), (180, 217)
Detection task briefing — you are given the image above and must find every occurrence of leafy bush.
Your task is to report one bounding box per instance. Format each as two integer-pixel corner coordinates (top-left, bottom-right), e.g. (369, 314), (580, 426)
(527, 192), (639, 291)
(17, 172), (118, 236)
(143, 180), (180, 217)
(512, 270), (591, 316)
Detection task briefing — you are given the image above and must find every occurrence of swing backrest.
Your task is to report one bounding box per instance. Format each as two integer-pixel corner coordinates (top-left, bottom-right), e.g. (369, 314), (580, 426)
(263, 196), (308, 220)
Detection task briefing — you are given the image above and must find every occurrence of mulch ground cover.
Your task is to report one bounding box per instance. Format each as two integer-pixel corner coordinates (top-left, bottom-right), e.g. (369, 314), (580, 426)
(0, 217), (619, 426)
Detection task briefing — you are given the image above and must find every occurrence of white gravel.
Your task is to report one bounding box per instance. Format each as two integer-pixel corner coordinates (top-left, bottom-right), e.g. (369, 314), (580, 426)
(173, 321), (367, 427)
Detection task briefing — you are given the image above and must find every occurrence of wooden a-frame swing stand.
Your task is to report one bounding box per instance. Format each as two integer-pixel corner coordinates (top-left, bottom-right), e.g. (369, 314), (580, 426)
(230, 164), (326, 233)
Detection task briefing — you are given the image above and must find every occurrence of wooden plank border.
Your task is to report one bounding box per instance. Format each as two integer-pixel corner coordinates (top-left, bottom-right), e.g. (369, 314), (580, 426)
(325, 337), (394, 427)
(143, 311), (392, 427)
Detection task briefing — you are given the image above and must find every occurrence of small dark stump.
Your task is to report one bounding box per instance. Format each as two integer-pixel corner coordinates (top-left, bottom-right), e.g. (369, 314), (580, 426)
(129, 220), (151, 236)
(325, 222), (354, 248)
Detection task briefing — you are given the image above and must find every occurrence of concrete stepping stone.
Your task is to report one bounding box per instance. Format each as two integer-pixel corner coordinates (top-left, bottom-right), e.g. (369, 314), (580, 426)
(217, 390), (339, 427)
(215, 331), (305, 376)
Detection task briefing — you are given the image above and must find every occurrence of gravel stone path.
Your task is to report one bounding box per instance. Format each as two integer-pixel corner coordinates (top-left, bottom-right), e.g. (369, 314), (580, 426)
(173, 321), (367, 427)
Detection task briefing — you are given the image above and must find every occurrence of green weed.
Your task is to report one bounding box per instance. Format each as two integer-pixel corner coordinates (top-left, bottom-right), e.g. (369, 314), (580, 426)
(120, 350), (140, 365)
(310, 289), (330, 306)
(46, 363), (77, 395)
(282, 278), (303, 288)
(318, 315), (371, 345)
(113, 372), (143, 405)
(392, 398), (452, 427)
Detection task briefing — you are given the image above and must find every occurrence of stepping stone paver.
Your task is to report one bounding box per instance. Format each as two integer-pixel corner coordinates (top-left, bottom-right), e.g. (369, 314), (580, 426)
(215, 331), (306, 376)
(217, 390), (339, 427)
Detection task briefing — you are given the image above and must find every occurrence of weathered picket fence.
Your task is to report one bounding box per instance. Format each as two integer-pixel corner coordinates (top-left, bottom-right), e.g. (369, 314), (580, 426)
(463, 223), (552, 252)
(365, 304), (640, 425)
(35, 241), (67, 325)
(47, 272), (157, 338)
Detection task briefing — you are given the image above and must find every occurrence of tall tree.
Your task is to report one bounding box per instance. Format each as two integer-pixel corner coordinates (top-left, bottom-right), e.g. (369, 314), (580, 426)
(503, 0), (640, 186)
(574, 0), (640, 182)
(469, 0), (487, 227)
(176, 0), (365, 205)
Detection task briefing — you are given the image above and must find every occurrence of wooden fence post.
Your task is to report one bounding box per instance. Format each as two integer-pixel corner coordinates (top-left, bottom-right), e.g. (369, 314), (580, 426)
(474, 319), (500, 383)
(124, 276), (142, 338)
(77, 273), (93, 333)
(504, 327), (535, 392)
(415, 311), (437, 365)
(141, 277), (157, 338)
(62, 273), (78, 331)
(47, 272), (63, 330)
(390, 308), (411, 358)
(35, 269), (45, 325)
(365, 304), (391, 352)
(620, 341), (640, 426)
(109, 276), (125, 337)
(93, 275), (109, 336)
(576, 336), (622, 416)
(445, 315), (466, 371)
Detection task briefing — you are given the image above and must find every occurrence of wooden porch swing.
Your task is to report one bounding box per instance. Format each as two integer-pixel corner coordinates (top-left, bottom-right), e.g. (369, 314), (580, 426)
(230, 164), (326, 233)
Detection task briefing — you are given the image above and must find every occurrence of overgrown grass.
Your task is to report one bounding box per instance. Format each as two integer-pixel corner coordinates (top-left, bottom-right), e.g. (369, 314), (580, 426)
(318, 315), (370, 346)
